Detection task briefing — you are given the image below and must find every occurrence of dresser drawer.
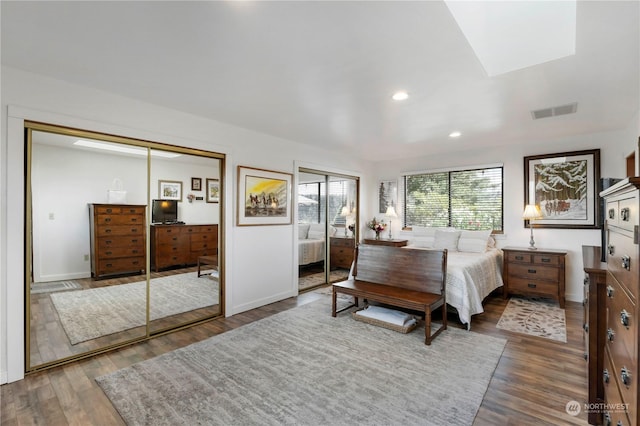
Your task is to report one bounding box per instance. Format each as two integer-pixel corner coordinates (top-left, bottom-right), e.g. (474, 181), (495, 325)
(508, 264), (559, 281)
(606, 273), (636, 376)
(191, 240), (216, 252)
(97, 235), (144, 249)
(96, 256), (145, 275)
(507, 276), (559, 296)
(97, 245), (144, 259)
(603, 350), (633, 426)
(607, 231), (639, 301)
(505, 251), (533, 264)
(331, 238), (355, 248)
(95, 213), (144, 226)
(96, 225), (145, 237)
(191, 233), (216, 244)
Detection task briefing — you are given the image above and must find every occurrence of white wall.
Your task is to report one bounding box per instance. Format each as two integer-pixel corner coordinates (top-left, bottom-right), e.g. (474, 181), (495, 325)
(370, 118), (640, 306)
(0, 66), (369, 383)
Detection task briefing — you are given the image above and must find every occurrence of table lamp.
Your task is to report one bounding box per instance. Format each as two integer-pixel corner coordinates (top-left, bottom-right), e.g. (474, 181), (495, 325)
(340, 206), (350, 236)
(522, 204), (543, 250)
(385, 205), (398, 239)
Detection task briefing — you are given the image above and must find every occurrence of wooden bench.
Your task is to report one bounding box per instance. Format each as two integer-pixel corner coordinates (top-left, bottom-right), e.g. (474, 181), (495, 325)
(332, 244), (447, 345)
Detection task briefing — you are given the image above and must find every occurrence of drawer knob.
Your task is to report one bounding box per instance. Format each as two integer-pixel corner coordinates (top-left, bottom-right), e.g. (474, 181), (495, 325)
(583, 323), (588, 332)
(541, 258), (551, 263)
(607, 328), (615, 342)
(622, 255), (631, 271)
(105, 218), (111, 223)
(621, 366), (632, 386)
(606, 285), (615, 297)
(603, 368), (610, 383)
(527, 269), (537, 274)
(620, 309), (631, 327)
(603, 412), (611, 426)
(106, 251), (112, 255)
(527, 283), (537, 288)
(608, 244), (615, 256)
(515, 255), (524, 261)
(609, 208), (615, 219)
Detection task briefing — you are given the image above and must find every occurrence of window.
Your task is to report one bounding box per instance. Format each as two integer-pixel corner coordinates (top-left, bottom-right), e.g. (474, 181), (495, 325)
(402, 166), (503, 231)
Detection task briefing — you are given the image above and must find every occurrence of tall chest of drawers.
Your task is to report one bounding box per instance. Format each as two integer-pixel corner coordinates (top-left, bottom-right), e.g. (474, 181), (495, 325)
(601, 177), (640, 426)
(89, 203), (146, 279)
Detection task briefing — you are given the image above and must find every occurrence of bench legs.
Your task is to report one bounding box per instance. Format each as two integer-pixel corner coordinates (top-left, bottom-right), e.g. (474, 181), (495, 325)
(331, 288), (358, 317)
(424, 304), (447, 345)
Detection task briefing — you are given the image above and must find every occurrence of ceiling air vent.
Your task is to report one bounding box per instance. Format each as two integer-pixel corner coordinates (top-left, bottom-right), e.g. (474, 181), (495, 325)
(531, 102), (578, 120)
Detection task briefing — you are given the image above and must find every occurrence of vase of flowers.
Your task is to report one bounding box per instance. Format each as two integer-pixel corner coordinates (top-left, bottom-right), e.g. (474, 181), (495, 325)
(367, 217), (386, 240)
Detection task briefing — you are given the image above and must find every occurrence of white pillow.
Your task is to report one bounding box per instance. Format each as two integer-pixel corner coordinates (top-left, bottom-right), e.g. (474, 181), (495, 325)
(432, 230), (461, 251)
(408, 236), (435, 248)
(457, 230), (492, 253)
(299, 223), (310, 240)
(308, 230), (324, 240)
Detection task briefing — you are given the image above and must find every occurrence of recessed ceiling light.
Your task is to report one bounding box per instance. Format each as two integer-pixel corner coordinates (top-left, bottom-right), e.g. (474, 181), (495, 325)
(449, 131), (462, 138)
(392, 91), (409, 101)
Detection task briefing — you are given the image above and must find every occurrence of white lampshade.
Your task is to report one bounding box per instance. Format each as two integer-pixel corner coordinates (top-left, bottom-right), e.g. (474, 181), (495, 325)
(385, 205), (398, 218)
(340, 206), (350, 216)
(522, 204), (543, 220)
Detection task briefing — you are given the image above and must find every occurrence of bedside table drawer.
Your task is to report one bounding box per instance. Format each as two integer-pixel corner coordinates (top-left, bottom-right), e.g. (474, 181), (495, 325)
(508, 277), (559, 296)
(509, 264), (559, 281)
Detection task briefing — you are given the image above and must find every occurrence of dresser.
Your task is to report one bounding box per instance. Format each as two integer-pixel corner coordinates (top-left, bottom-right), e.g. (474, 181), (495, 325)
(150, 224), (218, 271)
(89, 203), (146, 279)
(330, 237), (355, 269)
(582, 245), (607, 425)
(502, 246), (567, 308)
(600, 177), (640, 426)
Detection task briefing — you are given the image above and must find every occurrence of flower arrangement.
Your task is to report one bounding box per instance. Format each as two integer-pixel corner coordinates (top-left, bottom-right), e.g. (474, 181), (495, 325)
(367, 217), (386, 239)
(187, 193), (196, 203)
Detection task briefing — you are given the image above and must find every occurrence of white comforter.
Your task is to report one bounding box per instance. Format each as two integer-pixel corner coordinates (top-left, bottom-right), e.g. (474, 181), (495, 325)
(299, 238), (325, 266)
(445, 248), (503, 328)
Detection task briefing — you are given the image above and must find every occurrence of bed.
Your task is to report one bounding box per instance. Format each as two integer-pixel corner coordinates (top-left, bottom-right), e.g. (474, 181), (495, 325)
(298, 223), (336, 266)
(398, 227), (504, 329)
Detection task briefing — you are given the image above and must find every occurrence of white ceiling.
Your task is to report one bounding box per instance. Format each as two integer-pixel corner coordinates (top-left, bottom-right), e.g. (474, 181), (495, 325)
(2, 1), (638, 161)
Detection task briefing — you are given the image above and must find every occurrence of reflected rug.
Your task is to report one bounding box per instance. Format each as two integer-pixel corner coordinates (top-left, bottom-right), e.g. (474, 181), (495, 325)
(50, 271), (218, 345)
(31, 280), (82, 294)
(96, 299), (506, 426)
(496, 297), (567, 342)
(298, 269), (349, 291)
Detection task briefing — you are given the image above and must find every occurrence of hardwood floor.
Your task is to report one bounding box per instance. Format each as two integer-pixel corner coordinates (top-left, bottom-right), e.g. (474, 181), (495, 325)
(3, 290), (590, 425)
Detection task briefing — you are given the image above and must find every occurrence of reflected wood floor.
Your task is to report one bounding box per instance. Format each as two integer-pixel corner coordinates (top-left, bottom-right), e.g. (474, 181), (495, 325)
(3, 291), (589, 425)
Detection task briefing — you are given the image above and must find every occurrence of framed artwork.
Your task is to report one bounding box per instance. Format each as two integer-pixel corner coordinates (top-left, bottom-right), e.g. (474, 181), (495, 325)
(378, 180), (397, 214)
(237, 166), (292, 226)
(191, 177), (202, 191)
(524, 149), (600, 229)
(158, 180), (182, 202)
(206, 178), (220, 203)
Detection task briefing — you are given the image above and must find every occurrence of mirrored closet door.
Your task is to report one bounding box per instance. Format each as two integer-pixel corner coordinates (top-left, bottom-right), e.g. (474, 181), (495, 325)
(297, 169), (358, 292)
(26, 123), (223, 372)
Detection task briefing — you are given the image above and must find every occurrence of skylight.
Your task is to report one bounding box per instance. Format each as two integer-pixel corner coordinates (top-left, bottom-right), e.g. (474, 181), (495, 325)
(445, 1), (576, 76)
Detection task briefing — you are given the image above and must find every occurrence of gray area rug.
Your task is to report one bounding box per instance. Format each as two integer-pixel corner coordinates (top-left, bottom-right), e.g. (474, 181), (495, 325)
(96, 299), (506, 426)
(50, 272), (218, 344)
(30, 280), (82, 294)
(496, 297), (566, 342)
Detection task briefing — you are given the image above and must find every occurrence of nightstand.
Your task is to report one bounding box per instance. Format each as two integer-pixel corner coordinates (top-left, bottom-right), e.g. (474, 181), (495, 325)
(362, 238), (408, 247)
(502, 246), (567, 308)
(330, 237), (355, 269)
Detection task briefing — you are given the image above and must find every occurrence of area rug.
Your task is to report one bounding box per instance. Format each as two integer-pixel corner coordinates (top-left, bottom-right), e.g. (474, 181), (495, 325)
(50, 272), (218, 345)
(96, 299), (506, 426)
(299, 269), (349, 291)
(496, 297), (567, 342)
(30, 280), (82, 294)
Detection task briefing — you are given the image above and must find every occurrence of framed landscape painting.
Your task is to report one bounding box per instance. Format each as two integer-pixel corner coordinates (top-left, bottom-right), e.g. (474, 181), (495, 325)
(524, 149), (600, 229)
(159, 180), (182, 202)
(237, 166), (292, 226)
(206, 178), (220, 203)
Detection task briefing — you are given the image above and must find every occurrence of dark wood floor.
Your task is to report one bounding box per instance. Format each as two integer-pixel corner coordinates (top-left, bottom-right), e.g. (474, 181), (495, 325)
(3, 290), (589, 425)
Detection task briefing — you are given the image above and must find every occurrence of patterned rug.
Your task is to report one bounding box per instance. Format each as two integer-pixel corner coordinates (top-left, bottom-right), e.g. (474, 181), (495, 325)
(50, 271), (219, 344)
(496, 297), (566, 342)
(96, 299), (507, 425)
(31, 280), (82, 294)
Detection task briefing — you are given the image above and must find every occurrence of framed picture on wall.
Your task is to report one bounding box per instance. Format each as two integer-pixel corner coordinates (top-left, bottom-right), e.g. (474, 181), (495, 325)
(524, 149), (601, 229)
(237, 166), (292, 226)
(206, 178), (220, 203)
(159, 180), (182, 202)
(378, 180), (397, 214)
(191, 177), (202, 191)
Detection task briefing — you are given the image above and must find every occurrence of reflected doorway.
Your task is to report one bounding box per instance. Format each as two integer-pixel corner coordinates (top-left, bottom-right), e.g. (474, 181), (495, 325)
(297, 169), (358, 292)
